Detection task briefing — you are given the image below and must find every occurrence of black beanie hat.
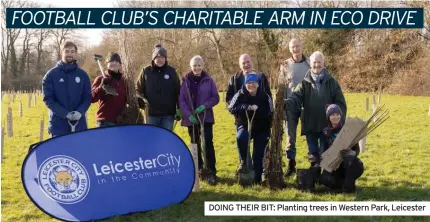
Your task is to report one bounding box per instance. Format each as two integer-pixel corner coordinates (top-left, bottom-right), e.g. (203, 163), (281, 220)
(106, 52), (121, 64)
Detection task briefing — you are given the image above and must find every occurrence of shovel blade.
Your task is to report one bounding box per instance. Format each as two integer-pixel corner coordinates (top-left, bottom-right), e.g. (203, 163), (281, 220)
(102, 85), (119, 96)
(93, 54), (103, 60)
(238, 168), (255, 187)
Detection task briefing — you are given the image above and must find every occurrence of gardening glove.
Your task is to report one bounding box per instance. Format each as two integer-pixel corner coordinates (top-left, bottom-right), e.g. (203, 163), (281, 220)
(137, 95), (148, 109)
(194, 105), (206, 114)
(250, 105), (258, 111)
(340, 149), (356, 158)
(189, 115), (198, 125)
(175, 109), (182, 121)
(72, 111), (82, 121)
(101, 77), (112, 86)
(66, 112), (75, 121)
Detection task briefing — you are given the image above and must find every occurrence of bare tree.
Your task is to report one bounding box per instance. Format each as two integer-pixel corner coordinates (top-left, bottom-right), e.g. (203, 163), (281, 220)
(1, 0), (25, 80)
(52, 28), (77, 60)
(18, 29), (34, 76)
(34, 29), (51, 74)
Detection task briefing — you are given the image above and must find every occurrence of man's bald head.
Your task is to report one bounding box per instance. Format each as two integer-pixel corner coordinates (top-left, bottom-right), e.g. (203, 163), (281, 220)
(289, 38), (301, 46)
(239, 54), (253, 73)
(289, 38), (302, 56)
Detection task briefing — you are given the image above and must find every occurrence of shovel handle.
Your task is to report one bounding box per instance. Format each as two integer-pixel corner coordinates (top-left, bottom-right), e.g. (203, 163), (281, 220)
(68, 120), (79, 132)
(95, 59), (107, 78)
(245, 109), (256, 167)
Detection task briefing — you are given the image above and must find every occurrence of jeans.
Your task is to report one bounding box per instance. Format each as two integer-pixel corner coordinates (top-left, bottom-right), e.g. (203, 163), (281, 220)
(305, 132), (326, 156)
(237, 125), (270, 183)
(285, 109), (302, 160)
(97, 121), (116, 127)
(187, 123), (216, 173)
(147, 115), (174, 131)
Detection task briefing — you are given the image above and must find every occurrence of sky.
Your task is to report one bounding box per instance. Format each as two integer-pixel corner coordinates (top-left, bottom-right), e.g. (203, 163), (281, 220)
(37, 0), (117, 46)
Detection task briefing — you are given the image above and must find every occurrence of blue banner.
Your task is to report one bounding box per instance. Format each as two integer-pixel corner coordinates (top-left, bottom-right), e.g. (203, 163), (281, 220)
(22, 125), (195, 221)
(6, 8), (424, 29)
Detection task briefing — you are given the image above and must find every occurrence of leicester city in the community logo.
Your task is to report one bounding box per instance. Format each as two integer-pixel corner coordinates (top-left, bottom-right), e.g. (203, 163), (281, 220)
(38, 155), (90, 204)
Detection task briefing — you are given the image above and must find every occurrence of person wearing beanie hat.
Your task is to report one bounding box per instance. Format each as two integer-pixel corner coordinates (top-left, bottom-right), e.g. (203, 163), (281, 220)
(318, 104), (364, 193)
(228, 72), (274, 185)
(136, 43), (180, 131)
(326, 104), (342, 125)
(152, 44), (167, 62)
(91, 52), (127, 127)
(225, 55), (272, 179)
(245, 72), (259, 84)
(106, 52), (122, 64)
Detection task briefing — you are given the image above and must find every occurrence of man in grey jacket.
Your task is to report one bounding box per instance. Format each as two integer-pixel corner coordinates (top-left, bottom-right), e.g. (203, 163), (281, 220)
(279, 39), (310, 177)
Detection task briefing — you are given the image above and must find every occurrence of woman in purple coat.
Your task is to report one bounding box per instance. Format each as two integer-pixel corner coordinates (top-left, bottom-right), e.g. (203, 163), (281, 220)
(179, 55), (220, 185)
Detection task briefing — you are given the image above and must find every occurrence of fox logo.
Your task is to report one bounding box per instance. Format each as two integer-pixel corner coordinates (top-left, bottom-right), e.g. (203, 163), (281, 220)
(55, 170), (73, 189)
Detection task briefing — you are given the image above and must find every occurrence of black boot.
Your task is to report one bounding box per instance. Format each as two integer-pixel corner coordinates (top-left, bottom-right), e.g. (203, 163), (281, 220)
(236, 160), (245, 179)
(308, 153), (321, 167)
(285, 159), (296, 177)
(297, 169), (316, 192)
(342, 156), (364, 193)
(207, 171), (217, 186)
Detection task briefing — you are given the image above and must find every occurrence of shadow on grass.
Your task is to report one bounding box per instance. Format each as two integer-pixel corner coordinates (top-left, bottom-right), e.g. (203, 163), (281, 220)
(100, 182), (430, 222)
(354, 178), (430, 201)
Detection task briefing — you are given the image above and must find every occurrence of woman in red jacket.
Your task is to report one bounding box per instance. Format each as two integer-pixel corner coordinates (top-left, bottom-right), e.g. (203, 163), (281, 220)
(91, 52), (128, 127)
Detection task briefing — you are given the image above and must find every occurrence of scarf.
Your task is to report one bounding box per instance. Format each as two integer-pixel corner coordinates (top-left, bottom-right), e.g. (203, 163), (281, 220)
(311, 70), (324, 91)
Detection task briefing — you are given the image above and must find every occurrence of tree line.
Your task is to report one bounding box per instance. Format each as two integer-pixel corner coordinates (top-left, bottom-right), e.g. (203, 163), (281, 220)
(2, 0), (429, 96)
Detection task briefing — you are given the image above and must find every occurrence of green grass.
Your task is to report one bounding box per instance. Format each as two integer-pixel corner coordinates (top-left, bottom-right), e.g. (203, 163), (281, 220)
(1, 93), (430, 222)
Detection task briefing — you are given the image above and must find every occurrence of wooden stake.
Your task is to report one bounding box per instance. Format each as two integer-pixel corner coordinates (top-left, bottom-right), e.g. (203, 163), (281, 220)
(28, 94), (32, 108)
(365, 97), (369, 112)
(19, 102), (23, 117)
(428, 105), (430, 117)
(7, 108), (13, 137)
(191, 144), (200, 192)
(40, 119), (44, 141)
(378, 86), (382, 104)
(33, 93), (37, 106)
(372, 95), (377, 122)
(1, 127), (4, 160)
(359, 136), (367, 153)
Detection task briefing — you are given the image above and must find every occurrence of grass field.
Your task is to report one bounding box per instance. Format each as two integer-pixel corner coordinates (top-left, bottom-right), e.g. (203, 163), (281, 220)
(1, 92), (430, 222)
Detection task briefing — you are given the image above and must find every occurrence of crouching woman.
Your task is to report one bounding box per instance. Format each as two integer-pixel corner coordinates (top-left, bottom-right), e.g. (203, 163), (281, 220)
(319, 104), (364, 193)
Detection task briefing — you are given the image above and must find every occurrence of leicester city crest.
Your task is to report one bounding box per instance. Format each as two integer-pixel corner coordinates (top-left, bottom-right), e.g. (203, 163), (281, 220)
(37, 155), (90, 204)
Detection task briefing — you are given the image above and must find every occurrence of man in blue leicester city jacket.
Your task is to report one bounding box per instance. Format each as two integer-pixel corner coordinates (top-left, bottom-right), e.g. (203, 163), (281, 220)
(42, 41), (92, 137)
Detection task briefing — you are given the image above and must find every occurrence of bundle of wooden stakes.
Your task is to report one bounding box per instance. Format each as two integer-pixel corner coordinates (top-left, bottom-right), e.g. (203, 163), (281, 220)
(321, 105), (389, 173)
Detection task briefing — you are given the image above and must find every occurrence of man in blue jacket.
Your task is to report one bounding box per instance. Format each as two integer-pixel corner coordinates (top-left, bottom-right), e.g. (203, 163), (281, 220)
(42, 41), (92, 137)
